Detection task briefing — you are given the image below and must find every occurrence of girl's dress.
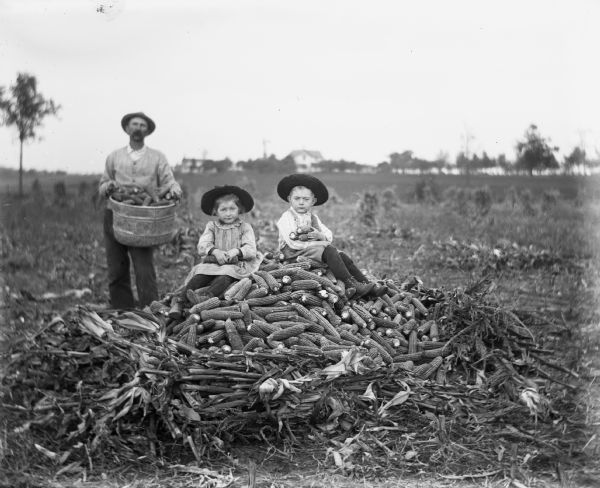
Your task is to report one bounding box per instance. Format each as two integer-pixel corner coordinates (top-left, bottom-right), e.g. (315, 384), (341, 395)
(185, 219), (262, 284)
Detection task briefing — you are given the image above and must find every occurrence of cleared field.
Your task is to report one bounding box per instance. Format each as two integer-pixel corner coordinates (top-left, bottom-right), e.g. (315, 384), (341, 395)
(1, 171), (599, 487)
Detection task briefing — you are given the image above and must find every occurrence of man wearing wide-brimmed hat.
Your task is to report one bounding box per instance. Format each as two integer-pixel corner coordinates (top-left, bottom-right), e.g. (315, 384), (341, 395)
(98, 112), (182, 309)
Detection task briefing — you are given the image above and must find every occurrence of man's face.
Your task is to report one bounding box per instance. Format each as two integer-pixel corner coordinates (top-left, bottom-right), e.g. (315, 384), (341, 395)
(289, 187), (315, 214)
(126, 117), (149, 141)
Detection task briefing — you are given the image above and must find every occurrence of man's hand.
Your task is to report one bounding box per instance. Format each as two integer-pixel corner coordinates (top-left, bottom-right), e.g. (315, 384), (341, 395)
(307, 231), (327, 241)
(211, 249), (229, 265)
(225, 249), (240, 262)
(105, 181), (121, 196)
(167, 186), (183, 201)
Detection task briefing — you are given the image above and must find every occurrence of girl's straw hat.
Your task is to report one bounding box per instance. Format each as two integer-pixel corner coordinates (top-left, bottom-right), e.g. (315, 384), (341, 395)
(201, 185), (254, 215)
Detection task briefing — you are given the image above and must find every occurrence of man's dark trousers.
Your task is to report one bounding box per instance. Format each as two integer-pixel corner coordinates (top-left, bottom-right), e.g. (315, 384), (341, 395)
(103, 209), (158, 308)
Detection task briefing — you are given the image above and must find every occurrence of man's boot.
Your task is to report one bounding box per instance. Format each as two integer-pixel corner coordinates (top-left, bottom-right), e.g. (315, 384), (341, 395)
(344, 277), (374, 300)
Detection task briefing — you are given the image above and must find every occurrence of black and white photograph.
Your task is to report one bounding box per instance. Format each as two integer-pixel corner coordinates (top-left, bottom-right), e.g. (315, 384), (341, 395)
(1, 1), (599, 486)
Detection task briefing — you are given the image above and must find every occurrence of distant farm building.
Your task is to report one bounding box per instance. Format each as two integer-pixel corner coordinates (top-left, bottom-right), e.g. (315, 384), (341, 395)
(180, 158), (202, 173)
(178, 157), (236, 173)
(286, 150), (324, 172)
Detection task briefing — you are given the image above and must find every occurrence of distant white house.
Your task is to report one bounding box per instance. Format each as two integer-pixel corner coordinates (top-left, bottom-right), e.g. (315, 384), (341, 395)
(287, 149), (324, 172)
(180, 158), (203, 173)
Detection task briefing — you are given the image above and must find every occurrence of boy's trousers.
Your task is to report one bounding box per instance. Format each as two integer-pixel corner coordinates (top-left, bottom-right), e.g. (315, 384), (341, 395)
(103, 209), (159, 309)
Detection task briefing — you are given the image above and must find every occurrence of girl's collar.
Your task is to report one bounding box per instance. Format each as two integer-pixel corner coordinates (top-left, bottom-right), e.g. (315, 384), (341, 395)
(214, 218), (243, 229)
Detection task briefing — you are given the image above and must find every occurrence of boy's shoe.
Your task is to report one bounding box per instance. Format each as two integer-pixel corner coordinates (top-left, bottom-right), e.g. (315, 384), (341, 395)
(371, 283), (388, 297)
(344, 277), (374, 300)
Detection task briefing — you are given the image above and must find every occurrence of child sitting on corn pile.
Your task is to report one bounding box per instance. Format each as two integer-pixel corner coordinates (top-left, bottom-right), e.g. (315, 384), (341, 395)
(276, 174), (383, 299)
(183, 185), (262, 300)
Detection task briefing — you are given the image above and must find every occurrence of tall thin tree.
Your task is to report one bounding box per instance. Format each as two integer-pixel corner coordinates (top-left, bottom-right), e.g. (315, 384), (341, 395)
(0, 73), (60, 196)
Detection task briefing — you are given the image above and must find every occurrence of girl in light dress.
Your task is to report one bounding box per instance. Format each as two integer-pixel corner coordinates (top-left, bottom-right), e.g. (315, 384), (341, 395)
(184, 185), (262, 298)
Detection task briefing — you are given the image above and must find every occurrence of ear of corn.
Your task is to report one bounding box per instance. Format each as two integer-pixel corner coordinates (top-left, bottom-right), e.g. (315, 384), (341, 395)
(411, 297), (429, 316)
(299, 294), (322, 307)
(370, 341), (393, 364)
(290, 279), (321, 291)
(224, 318), (245, 351)
(189, 297), (221, 314)
(408, 330), (418, 354)
(346, 307), (367, 329)
(185, 323), (198, 346)
(321, 300), (342, 326)
(245, 292), (292, 306)
(251, 273), (269, 289)
(252, 305), (294, 317)
(198, 329), (226, 345)
(402, 318), (418, 336)
(294, 269), (341, 293)
(417, 356), (443, 379)
(420, 340), (447, 350)
(429, 322), (439, 341)
(282, 261), (311, 270)
(416, 320), (434, 337)
(200, 309), (244, 321)
(393, 351), (423, 362)
(352, 304), (374, 326)
(372, 316), (398, 329)
(296, 335), (320, 348)
(254, 320), (281, 334)
(303, 321), (325, 334)
(319, 317), (341, 339)
(259, 261), (280, 272)
(369, 298), (385, 315)
(247, 323), (269, 339)
(231, 278), (253, 302)
(267, 324), (306, 342)
(264, 311), (299, 322)
(339, 330), (364, 346)
(245, 287), (269, 300)
(255, 270), (281, 292)
(239, 302), (252, 325)
(233, 318), (246, 333)
(368, 329), (396, 356)
(224, 278), (251, 301)
(290, 303), (318, 322)
(242, 337), (265, 352)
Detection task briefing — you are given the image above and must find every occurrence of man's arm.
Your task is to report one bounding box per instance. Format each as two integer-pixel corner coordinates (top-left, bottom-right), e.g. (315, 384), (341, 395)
(157, 152), (182, 199)
(98, 154), (117, 197)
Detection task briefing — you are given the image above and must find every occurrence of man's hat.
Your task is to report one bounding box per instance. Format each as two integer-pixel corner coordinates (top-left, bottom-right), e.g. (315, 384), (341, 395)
(121, 112), (156, 135)
(277, 174), (329, 206)
(201, 185), (254, 215)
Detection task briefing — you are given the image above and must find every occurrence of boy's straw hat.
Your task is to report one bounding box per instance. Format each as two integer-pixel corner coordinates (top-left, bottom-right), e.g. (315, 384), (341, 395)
(277, 174), (329, 206)
(121, 112), (156, 135)
(201, 185), (254, 215)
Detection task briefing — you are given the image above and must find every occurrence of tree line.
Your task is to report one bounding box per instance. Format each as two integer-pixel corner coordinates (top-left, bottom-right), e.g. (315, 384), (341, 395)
(1, 73), (597, 201)
(183, 125), (596, 177)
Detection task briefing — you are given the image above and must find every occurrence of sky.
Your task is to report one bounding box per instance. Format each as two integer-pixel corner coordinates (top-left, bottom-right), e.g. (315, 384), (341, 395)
(0, 0), (599, 173)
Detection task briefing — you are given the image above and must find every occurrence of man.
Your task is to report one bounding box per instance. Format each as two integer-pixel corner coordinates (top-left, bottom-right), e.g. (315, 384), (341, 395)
(99, 112), (182, 309)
